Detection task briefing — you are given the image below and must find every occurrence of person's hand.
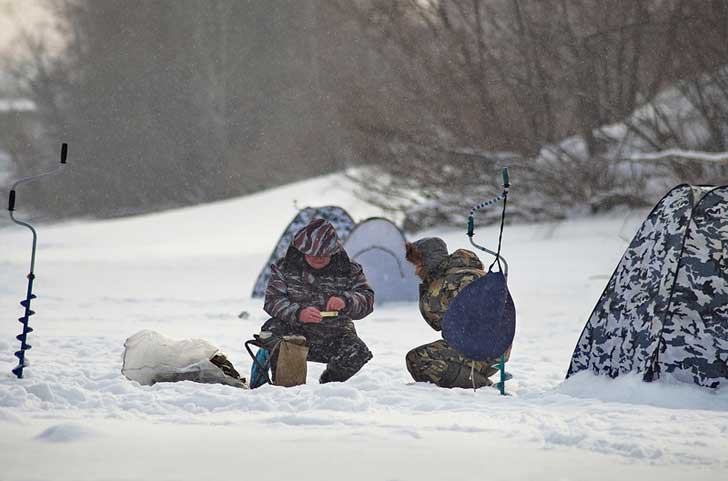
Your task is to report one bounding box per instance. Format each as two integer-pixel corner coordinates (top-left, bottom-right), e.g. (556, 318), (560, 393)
(326, 296), (346, 311)
(299, 306), (322, 323)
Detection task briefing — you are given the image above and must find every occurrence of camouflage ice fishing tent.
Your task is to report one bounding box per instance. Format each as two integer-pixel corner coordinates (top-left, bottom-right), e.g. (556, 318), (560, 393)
(251, 206), (356, 298)
(342, 217), (419, 303)
(567, 185), (728, 389)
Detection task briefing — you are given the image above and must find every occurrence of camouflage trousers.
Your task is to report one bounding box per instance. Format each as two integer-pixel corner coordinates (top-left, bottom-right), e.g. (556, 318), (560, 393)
(261, 317), (373, 383)
(406, 339), (498, 388)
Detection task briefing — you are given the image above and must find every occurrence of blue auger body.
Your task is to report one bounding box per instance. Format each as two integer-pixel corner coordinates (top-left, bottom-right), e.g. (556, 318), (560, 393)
(7, 143), (68, 379)
(12, 277), (36, 378)
(493, 354), (513, 395)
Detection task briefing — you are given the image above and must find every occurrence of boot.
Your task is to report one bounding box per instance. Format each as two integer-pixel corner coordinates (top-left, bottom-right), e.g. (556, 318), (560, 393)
(319, 367), (349, 383)
(440, 361), (494, 389)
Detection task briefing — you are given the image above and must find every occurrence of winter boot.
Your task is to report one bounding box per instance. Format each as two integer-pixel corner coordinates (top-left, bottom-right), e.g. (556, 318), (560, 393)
(440, 361), (495, 389)
(319, 367), (350, 383)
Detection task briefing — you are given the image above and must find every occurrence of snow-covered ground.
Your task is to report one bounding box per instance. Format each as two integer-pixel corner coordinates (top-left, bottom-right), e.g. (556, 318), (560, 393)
(1, 174), (727, 481)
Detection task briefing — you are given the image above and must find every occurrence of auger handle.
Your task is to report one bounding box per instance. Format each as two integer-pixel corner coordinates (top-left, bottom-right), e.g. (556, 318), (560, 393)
(8, 143), (69, 212)
(466, 167), (511, 276)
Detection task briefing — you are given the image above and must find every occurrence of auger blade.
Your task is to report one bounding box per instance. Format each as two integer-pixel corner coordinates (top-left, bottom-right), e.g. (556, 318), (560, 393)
(19, 296), (36, 307)
(17, 320), (33, 330)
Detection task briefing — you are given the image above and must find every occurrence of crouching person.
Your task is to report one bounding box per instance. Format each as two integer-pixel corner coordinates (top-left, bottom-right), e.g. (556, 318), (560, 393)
(261, 219), (374, 383)
(405, 237), (509, 389)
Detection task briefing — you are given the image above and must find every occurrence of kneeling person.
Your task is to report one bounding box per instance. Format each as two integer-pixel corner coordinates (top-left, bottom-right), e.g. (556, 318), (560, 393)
(405, 237), (509, 388)
(261, 219), (374, 383)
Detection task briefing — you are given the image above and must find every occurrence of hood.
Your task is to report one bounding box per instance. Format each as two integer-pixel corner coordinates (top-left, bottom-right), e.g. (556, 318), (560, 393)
(407, 237), (449, 276)
(291, 218), (342, 257)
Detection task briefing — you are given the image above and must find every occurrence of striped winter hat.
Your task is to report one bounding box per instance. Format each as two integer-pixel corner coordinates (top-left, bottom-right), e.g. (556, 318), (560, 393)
(291, 219), (342, 257)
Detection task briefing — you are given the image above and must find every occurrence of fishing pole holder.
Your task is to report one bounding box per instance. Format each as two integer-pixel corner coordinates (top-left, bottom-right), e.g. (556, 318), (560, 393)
(7, 143), (69, 379)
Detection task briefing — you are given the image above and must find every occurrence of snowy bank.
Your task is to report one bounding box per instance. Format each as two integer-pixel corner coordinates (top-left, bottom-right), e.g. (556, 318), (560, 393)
(1, 174), (727, 481)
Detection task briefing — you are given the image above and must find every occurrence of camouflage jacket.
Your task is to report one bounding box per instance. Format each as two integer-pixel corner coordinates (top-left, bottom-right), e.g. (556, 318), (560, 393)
(419, 249), (485, 332)
(264, 248), (375, 325)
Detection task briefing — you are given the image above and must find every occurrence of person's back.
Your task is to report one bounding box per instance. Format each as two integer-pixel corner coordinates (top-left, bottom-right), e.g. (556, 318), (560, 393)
(418, 247), (486, 331)
(405, 237), (508, 388)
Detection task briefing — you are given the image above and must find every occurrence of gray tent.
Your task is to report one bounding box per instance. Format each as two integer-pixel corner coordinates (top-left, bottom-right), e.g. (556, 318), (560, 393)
(567, 185), (728, 388)
(343, 217), (419, 303)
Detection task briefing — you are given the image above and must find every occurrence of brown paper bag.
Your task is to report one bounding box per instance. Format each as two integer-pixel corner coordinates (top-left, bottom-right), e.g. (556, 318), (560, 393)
(274, 335), (309, 387)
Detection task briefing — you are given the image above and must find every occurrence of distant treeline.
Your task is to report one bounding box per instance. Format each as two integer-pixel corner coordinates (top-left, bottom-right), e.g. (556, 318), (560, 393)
(2, 0), (728, 224)
(3, 1), (366, 218)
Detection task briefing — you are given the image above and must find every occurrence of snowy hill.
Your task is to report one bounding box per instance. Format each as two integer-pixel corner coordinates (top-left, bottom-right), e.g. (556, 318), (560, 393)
(1, 174), (727, 481)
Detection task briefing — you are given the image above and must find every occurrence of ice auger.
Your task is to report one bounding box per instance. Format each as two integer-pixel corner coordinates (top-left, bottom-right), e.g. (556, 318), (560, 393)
(443, 167), (514, 395)
(7, 143), (69, 379)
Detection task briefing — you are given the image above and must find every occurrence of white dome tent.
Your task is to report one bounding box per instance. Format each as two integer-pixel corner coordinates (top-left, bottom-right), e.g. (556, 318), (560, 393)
(343, 217), (419, 303)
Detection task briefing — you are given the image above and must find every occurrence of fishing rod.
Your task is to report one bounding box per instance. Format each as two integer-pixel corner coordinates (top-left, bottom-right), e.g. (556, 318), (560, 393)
(7, 143), (69, 379)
